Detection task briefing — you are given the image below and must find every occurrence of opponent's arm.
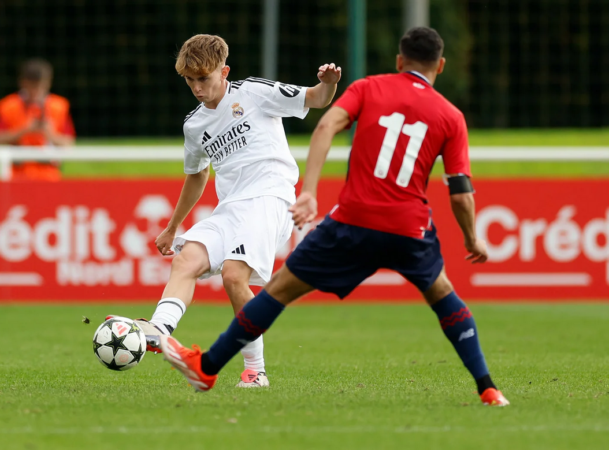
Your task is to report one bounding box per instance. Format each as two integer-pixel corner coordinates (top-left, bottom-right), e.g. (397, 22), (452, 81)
(290, 106), (350, 228)
(443, 112), (484, 263)
(304, 63), (342, 109)
(155, 166), (210, 255)
(449, 189), (487, 264)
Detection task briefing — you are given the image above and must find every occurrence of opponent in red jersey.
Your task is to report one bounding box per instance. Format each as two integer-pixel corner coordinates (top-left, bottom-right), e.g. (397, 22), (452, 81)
(158, 28), (509, 407)
(331, 70), (469, 238)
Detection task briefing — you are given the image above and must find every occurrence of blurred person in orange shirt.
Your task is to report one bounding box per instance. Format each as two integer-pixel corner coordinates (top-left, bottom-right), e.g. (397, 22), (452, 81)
(0, 58), (75, 181)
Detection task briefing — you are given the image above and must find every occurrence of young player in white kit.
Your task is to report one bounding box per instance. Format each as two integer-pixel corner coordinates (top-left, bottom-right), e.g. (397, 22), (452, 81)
(112, 34), (341, 387)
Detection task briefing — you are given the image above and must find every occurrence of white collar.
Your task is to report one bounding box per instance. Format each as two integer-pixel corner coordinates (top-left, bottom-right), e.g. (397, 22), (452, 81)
(407, 70), (431, 84)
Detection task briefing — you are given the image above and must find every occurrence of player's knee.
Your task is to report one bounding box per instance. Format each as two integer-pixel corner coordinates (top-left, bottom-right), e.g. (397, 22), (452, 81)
(265, 265), (313, 305)
(221, 269), (248, 293)
(171, 253), (206, 279)
(423, 270), (454, 305)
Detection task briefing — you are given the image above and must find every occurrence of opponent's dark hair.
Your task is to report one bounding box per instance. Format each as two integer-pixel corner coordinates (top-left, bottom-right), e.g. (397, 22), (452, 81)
(19, 58), (53, 81)
(399, 27), (444, 63)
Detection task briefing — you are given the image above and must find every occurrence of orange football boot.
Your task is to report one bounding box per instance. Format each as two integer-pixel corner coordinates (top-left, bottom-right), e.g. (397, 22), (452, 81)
(159, 335), (218, 392)
(480, 388), (510, 406)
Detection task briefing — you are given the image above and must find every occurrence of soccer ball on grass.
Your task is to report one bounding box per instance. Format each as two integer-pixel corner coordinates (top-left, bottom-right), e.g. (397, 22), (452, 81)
(92, 317), (146, 371)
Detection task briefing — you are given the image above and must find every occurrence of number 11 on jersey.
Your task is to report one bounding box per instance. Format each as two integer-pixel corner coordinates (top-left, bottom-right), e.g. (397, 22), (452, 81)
(374, 112), (428, 187)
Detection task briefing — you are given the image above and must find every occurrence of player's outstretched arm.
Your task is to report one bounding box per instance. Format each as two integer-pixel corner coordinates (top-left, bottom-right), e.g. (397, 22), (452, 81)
(155, 167), (210, 255)
(304, 63), (342, 109)
(449, 191), (488, 264)
(290, 106), (350, 228)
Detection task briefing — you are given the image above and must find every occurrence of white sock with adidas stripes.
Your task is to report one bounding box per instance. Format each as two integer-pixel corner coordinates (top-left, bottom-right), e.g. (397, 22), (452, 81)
(150, 297), (187, 334)
(240, 335), (265, 373)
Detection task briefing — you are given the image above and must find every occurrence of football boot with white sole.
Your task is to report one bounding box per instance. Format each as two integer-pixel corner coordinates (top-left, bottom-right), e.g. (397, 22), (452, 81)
(236, 369), (269, 388)
(105, 315), (169, 353)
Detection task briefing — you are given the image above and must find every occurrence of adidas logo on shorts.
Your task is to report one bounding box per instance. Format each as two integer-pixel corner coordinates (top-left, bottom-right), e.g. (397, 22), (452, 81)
(231, 244), (246, 255)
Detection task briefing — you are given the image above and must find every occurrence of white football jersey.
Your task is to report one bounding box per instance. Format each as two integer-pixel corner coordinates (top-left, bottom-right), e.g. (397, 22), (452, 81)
(183, 77), (309, 205)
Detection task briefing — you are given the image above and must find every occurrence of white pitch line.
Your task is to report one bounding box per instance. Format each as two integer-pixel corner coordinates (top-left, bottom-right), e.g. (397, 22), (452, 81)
(1, 424), (608, 435)
(471, 272), (592, 287)
(0, 272), (43, 286)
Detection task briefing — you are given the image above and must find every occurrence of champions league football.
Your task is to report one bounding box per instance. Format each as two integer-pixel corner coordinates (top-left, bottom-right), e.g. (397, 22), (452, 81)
(92, 318), (146, 371)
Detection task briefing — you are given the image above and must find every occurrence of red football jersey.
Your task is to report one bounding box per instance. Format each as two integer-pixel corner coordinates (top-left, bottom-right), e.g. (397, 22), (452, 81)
(330, 72), (470, 238)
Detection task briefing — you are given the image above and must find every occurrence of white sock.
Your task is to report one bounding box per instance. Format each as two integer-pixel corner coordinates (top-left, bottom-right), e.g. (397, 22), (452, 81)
(150, 297), (187, 333)
(241, 335), (265, 373)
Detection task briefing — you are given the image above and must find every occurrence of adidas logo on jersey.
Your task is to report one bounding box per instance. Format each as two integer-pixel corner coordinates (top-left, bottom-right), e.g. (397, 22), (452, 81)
(278, 83), (301, 98)
(231, 245), (246, 255)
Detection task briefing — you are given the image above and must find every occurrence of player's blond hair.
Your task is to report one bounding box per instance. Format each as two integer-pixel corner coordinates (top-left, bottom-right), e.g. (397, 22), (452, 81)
(175, 34), (229, 77)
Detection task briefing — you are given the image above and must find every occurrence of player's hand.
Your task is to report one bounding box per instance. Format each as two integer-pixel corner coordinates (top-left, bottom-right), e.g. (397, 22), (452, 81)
(40, 120), (56, 138)
(155, 227), (176, 256)
(22, 119), (42, 133)
(464, 238), (488, 264)
(289, 192), (318, 229)
(317, 63), (342, 85)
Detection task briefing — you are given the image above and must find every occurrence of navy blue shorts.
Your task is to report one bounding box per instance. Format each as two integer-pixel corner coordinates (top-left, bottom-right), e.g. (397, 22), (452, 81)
(286, 217), (444, 299)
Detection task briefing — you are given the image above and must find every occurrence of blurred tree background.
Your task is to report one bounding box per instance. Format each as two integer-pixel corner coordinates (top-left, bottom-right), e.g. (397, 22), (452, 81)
(0, 0), (607, 136)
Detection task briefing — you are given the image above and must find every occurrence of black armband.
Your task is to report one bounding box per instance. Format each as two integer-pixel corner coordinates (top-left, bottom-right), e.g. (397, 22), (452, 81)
(445, 174), (474, 195)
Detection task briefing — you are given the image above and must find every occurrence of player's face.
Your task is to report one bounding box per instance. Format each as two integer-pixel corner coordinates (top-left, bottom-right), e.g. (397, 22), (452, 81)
(19, 78), (51, 103)
(183, 65), (230, 106)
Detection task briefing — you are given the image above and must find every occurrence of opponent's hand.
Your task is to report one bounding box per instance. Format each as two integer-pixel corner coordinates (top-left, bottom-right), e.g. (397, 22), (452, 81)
(155, 227), (176, 256)
(289, 192), (318, 229)
(465, 238), (488, 264)
(317, 63), (342, 85)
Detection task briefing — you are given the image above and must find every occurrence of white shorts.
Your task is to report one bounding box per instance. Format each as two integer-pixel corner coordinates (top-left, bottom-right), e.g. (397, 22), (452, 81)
(173, 196), (293, 286)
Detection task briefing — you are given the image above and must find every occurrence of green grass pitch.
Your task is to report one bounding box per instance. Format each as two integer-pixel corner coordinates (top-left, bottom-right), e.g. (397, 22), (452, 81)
(1, 303), (608, 449)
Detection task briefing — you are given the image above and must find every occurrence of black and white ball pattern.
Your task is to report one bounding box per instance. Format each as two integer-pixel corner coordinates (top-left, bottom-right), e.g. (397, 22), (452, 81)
(93, 318), (146, 371)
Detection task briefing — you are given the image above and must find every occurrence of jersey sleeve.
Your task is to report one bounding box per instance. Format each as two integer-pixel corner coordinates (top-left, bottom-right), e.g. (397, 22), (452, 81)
(240, 78), (309, 119)
(332, 78), (368, 123)
(183, 123), (210, 174)
(441, 113), (471, 177)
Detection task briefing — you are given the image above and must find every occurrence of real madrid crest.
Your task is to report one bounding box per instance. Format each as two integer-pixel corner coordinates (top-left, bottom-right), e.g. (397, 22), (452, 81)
(231, 102), (244, 119)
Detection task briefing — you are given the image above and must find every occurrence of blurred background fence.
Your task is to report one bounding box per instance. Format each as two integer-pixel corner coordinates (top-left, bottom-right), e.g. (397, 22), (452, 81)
(1, 0), (608, 137)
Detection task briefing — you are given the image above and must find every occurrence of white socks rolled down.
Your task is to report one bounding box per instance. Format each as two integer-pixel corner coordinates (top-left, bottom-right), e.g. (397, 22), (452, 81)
(150, 297), (187, 334)
(241, 335), (265, 373)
